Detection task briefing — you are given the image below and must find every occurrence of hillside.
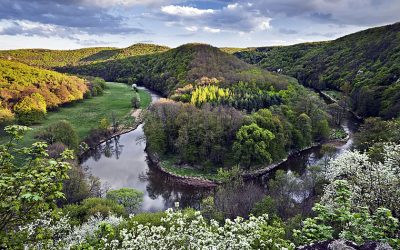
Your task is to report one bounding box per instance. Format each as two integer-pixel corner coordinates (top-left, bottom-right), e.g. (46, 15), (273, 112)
(235, 22), (400, 118)
(0, 59), (88, 124)
(0, 43), (170, 68)
(60, 43), (294, 95)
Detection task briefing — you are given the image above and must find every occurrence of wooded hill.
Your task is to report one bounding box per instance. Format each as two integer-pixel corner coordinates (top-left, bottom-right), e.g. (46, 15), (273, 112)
(234, 22), (400, 119)
(0, 43), (170, 68)
(60, 43), (295, 96)
(0, 59), (88, 124)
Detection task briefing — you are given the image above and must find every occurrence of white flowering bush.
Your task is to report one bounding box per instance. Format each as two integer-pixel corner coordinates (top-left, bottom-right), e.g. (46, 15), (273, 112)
(294, 180), (399, 248)
(99, 208), (294, 250)
(322, 143), (400, 215)
(21, 212), (123, 249)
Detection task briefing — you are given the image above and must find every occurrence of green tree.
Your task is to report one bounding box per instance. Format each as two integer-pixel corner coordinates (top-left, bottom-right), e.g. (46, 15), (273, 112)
(233, 123), (275, 168)
(131, 93), (141, 109)
(35, 120), (79, 150)
(106, 188), (144, 214)
(297, 113), (312, 147)
(0, 125), (73, 246)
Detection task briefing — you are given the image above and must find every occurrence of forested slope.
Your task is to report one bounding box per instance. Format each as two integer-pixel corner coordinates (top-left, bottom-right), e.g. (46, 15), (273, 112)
(60, 43), (294, 95)
(235, 22), (400, 118)
(0, 43), (170, 68)
(0, 59), (88, 124)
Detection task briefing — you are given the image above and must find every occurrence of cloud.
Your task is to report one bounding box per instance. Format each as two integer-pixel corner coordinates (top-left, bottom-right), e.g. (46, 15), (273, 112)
(161, 5), (215, 17)
(203, 26), (221, 33)
(0, 0), (146, 36)
(159, 2), (273, 33)
(279, 28), (298, 35)
(185, 26), (199, 32)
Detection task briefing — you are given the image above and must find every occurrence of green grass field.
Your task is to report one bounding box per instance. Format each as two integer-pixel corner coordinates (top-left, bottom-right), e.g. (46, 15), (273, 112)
(1, 82), (151, 146)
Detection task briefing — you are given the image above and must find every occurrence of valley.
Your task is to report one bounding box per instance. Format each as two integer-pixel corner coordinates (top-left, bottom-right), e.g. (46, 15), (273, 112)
(1, 20), (399, 250)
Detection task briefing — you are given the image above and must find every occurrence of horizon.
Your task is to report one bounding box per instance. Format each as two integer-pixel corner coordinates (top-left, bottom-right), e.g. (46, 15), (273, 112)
(1, 1), (399, 50)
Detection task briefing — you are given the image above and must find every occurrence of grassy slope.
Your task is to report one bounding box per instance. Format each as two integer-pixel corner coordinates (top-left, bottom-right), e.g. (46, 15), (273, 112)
(1, 82), (151, 146)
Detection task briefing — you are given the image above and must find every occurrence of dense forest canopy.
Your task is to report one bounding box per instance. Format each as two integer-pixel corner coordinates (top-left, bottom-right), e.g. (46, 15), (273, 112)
(0, 43), (170, 68)
(0, 59), (88, 124)
(234, 22), (400, 119)
(59, 44), (294, 96)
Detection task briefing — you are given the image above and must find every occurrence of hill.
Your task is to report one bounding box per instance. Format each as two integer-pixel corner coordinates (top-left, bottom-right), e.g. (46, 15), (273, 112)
(0, 59), (88, 124)
(0, 43), (170, 69)
(60, 43), (294, 95)
(235, 22), (400, 118)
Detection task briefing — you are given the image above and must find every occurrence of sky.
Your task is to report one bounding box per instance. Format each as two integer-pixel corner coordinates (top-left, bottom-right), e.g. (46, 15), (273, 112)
(0, 0), (399, 49)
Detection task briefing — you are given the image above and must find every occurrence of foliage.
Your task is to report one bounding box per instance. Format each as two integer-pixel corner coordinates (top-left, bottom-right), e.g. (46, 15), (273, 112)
(144, 100), (244, 169)
(106, 188), (144, 214)
(235, 22), (400, 118)
(62, 198), (126, 225)
(131, 92), (141, 109)
(13, 93), (47, 124)
(294, 180), (399, 248)
(0, 125), (73, 247)
(0, 43), (170, 68)
(233, 123), (275, 168)
(354, 117), (400, 151)
(60, 44), (293, 96)
(0, 59), (88, 123)
(35, 120), (79, 150)
(322, 143), (400, 216)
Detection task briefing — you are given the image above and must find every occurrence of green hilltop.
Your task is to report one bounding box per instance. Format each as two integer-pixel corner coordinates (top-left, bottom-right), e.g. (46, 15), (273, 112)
(234, 22), (400, 118)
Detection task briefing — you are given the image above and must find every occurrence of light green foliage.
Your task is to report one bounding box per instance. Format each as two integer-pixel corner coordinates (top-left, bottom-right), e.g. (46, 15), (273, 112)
(233, 123), (275, 168)
(99, 117), (110, 131)
(294, 180), (399, 248)
(0, 125), (73, 247)
(190, 85), (231, 106)
(106, 188), (144, 214)
(63, 198), (126, 225)
(35, 120), (79, 150)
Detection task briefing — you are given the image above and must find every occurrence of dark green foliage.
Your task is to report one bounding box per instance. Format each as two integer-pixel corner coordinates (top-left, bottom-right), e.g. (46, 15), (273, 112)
(235, 22), (400, 118)
(354, 117), (400, 151)
(144, 100), (244, 169)
(59, 44), (293, 96)
(131, 93), (141, 108)
(63, 198), (126, 224)
(35, 120), (79, 150)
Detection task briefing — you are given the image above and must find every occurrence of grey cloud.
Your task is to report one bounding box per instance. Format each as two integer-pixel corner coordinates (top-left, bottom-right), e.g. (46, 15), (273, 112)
(0, 0), (146, 35)
(279, 28), (298, 35)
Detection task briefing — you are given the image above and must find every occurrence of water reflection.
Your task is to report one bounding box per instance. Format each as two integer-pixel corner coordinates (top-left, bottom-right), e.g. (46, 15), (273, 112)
(81, 88), (212, 212)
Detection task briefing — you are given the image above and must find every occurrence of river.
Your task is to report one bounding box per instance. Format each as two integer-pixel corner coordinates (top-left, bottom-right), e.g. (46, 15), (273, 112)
(81, 86), (361, 213)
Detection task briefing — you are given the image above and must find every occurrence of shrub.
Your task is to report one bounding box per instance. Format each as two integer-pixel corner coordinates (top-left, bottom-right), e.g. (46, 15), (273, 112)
(131, 93), (141, 109)
(36, 120), (79, 150)
(106, 188), (144, 214)
(63, 198), (126, 224)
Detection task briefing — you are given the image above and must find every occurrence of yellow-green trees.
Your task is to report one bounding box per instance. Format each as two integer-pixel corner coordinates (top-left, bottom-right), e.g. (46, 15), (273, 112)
(13, 93), (47, 125)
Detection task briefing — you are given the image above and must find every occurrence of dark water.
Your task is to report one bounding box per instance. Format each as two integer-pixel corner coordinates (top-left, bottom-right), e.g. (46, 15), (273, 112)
(81, 88), (211, 212)
(81, 87), (361, 213)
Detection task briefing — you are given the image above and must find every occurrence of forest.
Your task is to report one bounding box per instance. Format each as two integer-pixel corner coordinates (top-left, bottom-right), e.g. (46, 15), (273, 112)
(0, 21), (400, 250)
(234, 22), (400, 119)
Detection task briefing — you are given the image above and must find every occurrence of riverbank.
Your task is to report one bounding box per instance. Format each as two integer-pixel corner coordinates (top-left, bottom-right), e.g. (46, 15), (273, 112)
(146, 149), (218, 188)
